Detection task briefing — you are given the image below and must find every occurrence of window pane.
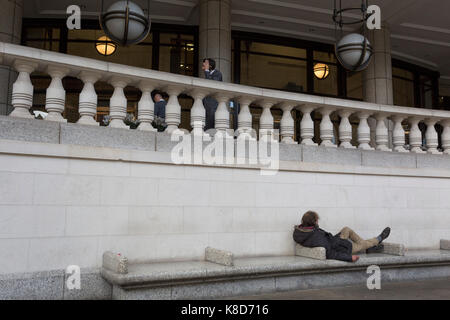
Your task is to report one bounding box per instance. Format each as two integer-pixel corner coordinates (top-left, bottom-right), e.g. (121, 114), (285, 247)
(346, 71), (363, 99)
(393, 67), (414, 80)
(159, 42), (195, 76)
(313, 51), (336, 63)
(67, 42), (152, 69)
(240, 53), (307, 92)
(393, 78), (415, 107)
(27, 40), (60, 52)
(241, 41), (306, 59)
(314, 64), (338, 96)
(26, 27), (60, 40)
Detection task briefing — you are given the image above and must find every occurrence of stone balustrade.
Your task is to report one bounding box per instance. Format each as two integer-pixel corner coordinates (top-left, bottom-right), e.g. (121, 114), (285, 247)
(1, 41), (450, 155)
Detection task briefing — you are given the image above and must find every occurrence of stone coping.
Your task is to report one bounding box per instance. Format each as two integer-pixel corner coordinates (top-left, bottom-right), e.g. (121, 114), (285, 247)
(101, 250), (450, 289)
(2, 116), (450, 178)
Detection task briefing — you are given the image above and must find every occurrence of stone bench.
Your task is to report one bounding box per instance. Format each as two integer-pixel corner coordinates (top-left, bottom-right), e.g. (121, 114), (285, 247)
(100, 249), (450, 299)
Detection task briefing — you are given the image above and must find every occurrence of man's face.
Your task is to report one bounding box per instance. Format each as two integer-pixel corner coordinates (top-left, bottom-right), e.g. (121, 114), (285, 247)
(154, 94), (162, 102)
(202, 60), (210, 71)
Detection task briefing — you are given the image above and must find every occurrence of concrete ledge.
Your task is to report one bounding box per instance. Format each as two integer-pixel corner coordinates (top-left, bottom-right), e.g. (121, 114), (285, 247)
(294, 244), (326, 260)
(0, 268), (112, 300)
(0, 270), (64, 300)
(382, 242), (406, 256)
(205, 247), (234, 266)
(302, 145), (362, 166)
(0, 115), (60, 144)
(416, 153), (450, 170)
(61, 123), (156, 151)
(103, 251), (128, 274)
(441, 239), (450, 250)
(362, 150), (416, 168)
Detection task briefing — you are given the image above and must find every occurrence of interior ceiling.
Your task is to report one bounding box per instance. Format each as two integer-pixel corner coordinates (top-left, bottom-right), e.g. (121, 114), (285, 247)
(26, 0), (450, 80)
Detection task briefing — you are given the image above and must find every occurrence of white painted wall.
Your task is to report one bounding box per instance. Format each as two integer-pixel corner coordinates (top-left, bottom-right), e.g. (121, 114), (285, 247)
(1, 146), (450, 275)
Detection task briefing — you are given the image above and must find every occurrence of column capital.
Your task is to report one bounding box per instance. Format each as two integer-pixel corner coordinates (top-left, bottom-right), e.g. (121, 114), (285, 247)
(78, 71), (101, 83)
(297, 104), (316, 113)
(46, 65), (70, 78)
(109, 77), (130, 88)
(13, 59), (38, 73)
(165, 85), (185, 96)
(138, 80), (157, 93)
(189, 88), (210, 99)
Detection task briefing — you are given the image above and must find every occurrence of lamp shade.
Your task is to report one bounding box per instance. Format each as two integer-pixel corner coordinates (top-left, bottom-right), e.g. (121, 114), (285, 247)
(314, 63), (330, 80)
(95, 36), (117, 56)
(335, 33), (373, 72)
(100, 0), (151, 46)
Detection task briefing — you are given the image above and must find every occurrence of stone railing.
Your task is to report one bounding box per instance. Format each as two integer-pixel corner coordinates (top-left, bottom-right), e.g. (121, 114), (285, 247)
(1, 41), (450, 155)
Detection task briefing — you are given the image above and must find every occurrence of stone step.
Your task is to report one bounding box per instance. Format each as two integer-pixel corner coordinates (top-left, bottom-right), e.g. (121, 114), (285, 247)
(101, 249), (450, 300)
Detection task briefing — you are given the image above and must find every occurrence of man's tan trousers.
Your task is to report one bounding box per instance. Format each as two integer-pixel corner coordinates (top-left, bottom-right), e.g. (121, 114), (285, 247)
(338, 227), (379, 254)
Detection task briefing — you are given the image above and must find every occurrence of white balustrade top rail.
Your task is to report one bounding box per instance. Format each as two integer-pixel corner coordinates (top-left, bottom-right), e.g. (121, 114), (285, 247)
(1, 41), (450, 154)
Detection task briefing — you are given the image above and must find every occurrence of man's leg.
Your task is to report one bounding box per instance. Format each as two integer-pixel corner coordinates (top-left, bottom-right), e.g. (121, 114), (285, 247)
(339, 227), (379, 254)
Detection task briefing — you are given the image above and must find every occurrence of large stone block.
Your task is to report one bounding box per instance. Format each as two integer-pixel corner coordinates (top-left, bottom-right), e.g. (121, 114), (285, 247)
(63, 268), (112, 300)
(205, 247), (234, 266)
(441, 239), (450, 250)
(0, 115), (60, 144)
(302, 145), (362, 166)
(60, 123), (156, 151)
(0, 270), (64, 300)
(279, 143), (302, 162)
(416, 154), (450, 170)
(294, 243), (326, 260)
(102, 251), (128, 274)
(361, 150), (416, 168)
(381, 242), (406, 256)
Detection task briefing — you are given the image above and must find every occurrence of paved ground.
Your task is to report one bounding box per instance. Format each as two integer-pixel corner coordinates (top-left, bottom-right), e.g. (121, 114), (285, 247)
(229, 278), (450, 300)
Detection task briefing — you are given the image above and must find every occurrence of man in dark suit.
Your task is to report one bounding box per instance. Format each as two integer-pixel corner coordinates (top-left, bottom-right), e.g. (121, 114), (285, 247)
(153, 93), (166, 120)
(202, 58), (223, 130)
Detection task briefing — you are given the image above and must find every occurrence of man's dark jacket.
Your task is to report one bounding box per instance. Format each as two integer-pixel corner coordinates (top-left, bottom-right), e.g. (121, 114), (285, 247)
(293, 225), (353, 262)
(203, 69), (223, 130)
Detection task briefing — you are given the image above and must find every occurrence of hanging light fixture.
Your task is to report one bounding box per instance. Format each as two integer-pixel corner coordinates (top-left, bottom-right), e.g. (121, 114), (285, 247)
(333, 0), (373, 72)
(99, 0), (151, 46)
(95, 36), (117, 56)
(314, 63), (330, 80)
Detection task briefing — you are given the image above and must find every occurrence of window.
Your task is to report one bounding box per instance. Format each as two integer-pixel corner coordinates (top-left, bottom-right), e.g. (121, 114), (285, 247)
(67, 29), (154, 69)
(239, 40), (307, 92)
(313, 51), (338, 96)
(393, 67), (415, 108)
(159, 33), (195, 76)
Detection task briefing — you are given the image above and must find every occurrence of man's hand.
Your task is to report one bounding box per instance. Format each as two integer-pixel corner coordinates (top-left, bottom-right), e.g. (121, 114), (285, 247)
(352, 255), (360, 262)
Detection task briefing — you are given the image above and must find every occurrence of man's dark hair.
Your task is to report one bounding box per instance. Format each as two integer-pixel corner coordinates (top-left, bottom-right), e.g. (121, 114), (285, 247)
(301, 211), (319, 227)
(203, 58), (216, 71)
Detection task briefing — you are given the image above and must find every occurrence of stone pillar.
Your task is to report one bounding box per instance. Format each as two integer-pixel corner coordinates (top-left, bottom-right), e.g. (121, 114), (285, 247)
(280, 103), (295, 144)
(77, 72), (100, 126)
(318, 108), (336, 147)
(357, 111), (375, 150)
(237, 97), (254, 140)
(338, 110), (355, 149)
(137, 82), (157, 132)
(0, 0), (23, 115)
(199, 0), (231, 82)
(363, 25), (394, 149)
(298, 105), (317, 146)
(190, 89), (207, 136)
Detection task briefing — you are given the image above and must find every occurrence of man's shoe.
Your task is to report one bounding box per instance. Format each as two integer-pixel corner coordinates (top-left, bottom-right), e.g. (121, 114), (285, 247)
(366, 243), (384, 254)
(378, 227), (391, 243)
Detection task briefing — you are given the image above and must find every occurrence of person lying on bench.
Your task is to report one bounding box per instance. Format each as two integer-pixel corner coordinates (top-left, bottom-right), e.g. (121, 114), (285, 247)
(293, 210), (391, 262)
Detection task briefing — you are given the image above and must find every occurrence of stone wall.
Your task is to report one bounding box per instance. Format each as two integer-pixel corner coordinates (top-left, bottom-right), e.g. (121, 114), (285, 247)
(1, 117), (450, 275)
